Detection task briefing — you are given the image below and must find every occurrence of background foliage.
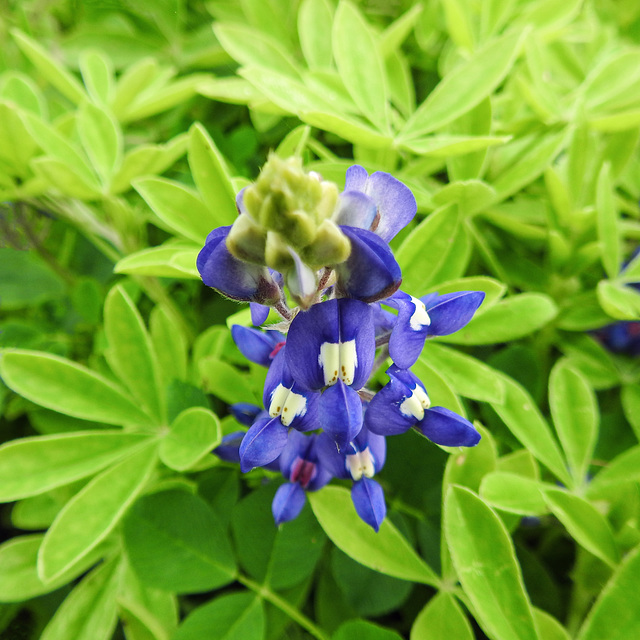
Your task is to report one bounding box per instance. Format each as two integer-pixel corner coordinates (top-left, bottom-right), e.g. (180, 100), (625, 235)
(2, 0), (640, 638)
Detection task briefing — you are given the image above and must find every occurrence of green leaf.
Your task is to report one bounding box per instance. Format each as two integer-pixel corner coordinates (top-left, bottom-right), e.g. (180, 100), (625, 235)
(0, 101), (37, 176)
(333, 0), (389, 130)
(77, 102), (121, 185)
(104, 285), (164, 421)
(442, 0), (475, 50)
(134, 176), (217, 243)
(432, 179), (497, 216)
(444, 486), (538, 640)
(395, 204), (460, 296)
(533, 609), (570, 640)
(150, 304), (188, 386)
(410, 357), (465, 416)
(123, 489), (237, 593)
(298, 0), (334, 69)
(0, 349), (155, 427)
(300, 110), (393, 148)
(40, 558), (120, 640)
(587, 445), (640, 494)
(443, 293), (557, 345)
(400, 29), (526, 139)
(549, 361), (598, 484)
(480, 472), (548, 516)
(79, 50), (114, 105)
(597, 280), (640, 320)
(114, 243), (201, 278)
(308, 486), (438, 586)
(576, 544), (640, 640)
(0, 534), (107, 602)
(425, 275), (507, 306)
(38, 443), (157, 582)
(333, 620), (403, 640)
(401, 134), (509, 157)
(0, 431), (152, 501)
(11, 29), (86, 104)
(410, 592), (474, 640)
(214, 23), (300, 76)
(31, 157), (102, 200)
(0, 71), (46, 116)
(596, 163), (620, 279)
(174, 592), (264, 640)
(188, 123), (238, 227)
(490, 373), (570, 484)
(543, 489), (619, 568)
(421, 343), (505, 404)
(199, 357), (260, 405)
(159, 407), (221, 471)
(589, 110), (640, 132)
(621, 385), (640, 442)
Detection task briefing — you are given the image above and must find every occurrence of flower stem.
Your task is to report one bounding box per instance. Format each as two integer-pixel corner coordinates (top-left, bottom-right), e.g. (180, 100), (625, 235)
(237, 574), (331, 640)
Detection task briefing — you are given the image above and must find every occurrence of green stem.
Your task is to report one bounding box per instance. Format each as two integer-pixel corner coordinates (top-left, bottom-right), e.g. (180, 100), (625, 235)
(237, 574), (331, 640)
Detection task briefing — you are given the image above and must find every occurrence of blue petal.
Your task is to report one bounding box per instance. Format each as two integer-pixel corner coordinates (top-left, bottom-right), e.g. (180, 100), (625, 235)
(272, 482), (307, 525)
(263, 349), (320, 431)
(423, 291), (485, 336)
(351, 477), (386, 531)
(315, 432), (350, 479)
(333, 191), (377, 229)
(213, 431), (244, 463)
(239, 416), (289, 472)
(365, 365), (427, 436)
(286, 246), (318, 308)
(318, 380), (363, 450)
(197, 226), (280, 304)
(285, 298), (375, 391)
(231, 325), (285, 367)
(386, 291), (432, 369)
(415, 406), (481, 447)
(344, 165), (416, 242)
(335, 227), (402, 302)
(229, 403), (263, 427)
(250, 302), (270, 326)
(353, 425), (387, 473)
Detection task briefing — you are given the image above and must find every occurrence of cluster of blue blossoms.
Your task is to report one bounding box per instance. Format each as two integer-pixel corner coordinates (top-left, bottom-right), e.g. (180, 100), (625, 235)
(197, 157), (485, 531)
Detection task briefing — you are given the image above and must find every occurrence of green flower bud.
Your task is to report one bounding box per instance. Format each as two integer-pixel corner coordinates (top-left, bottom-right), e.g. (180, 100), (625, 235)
(302, 219), (351, 267)
(264, 230), (294, 273)
(226, 213), (267, 264)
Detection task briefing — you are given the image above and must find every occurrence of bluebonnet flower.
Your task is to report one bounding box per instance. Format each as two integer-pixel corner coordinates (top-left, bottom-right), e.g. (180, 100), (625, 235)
(272, 431), (333, 525)
(197, 159), (485, 530)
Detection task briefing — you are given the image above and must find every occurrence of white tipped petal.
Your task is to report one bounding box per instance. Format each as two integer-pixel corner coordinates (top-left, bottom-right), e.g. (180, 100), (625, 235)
(409, 296), (431, 331)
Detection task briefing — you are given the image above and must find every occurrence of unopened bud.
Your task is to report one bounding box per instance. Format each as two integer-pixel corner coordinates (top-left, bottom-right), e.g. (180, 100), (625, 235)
(226, 214), (267, 264)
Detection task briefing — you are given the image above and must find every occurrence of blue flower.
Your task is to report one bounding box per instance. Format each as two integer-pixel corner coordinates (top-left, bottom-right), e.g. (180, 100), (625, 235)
(231, 325), (285, 367)
(385, 290), (485, 369)
(317, 425), (387, 531)
(197, 227), (280, 304)
(272, 431), (333, 525)
(365, 365), (480, 446)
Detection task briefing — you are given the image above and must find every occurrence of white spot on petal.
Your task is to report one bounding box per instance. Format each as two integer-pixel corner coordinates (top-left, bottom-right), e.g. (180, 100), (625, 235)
(269, 384), (308, 426)
(346, 447), (376, 480)
(339, 340), (357, 385)
(399, 385), (430, 420)
(269, 384), (289, 418)
(319, 340), (358, 386)
(409, 296), (431, 331)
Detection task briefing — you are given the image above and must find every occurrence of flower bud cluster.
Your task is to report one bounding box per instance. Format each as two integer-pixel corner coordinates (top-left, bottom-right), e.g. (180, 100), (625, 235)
(198, 159), (486, 531)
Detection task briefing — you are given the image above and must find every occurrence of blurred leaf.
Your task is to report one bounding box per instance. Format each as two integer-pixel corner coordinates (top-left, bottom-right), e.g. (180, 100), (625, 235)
(79, 50), (114, 105)
(300, 110), (393, 148)
(333, 0), (389, 131)
(533, 609), (570, 640)
(410, 592), (474, 640)
(199, 357), (260, 405)
(309, 486), (439, 586)
(596, 163), (620, 280)
(173, 592), (264, 640)
(597, 280), (640, 320)
(333, 620), (403, 640)
(543, 488), (619, 568)
(114, 243), (200, 278)
(621, 385), (640, 442)
(0, 349), (156, 426)
(40, 558), (121, 640)
(576, 544), (640, 640)
(123, 489), (236, 593)
(0, 431), (152, 501)
(38, 443), (157, 582)
(549, 361), (598, 484)
(402, 134), (508, 157)
(400, 29), (526, 139)
(587, 444), (640, 494)
(444, 486), (538, 640)
(150, 304), (188, 386)
(77, 102), (122, 185)
(11, 29), (86, 104)
(298, 0), (334, 69)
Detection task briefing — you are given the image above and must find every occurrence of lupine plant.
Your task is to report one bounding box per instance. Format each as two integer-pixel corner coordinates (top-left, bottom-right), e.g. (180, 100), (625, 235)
(2, 1), (640, 639)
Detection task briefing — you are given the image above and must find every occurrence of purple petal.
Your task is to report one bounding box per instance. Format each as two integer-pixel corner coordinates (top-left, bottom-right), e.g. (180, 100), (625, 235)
(231, 325), (285, 367)
(197, 226), (279, 304)
(333, 191), (377, 230)
(315, 432), (350, 479)
(272, 482), (307, 525)
(423, 291), (485, 337)
(250, 302), (270, 326)
(318, 380), (363, 450)
(212, 431), (244, 463)
(229, 403), (263, 427)
(386, 291), (432, 369)
(285, 246), (318, 308)
(335, 227), (402, 303)
(239, 416), (289, 472)
(345, 165), (369, 192)
(285, 298), (375, 391)
(415, 406), (481, 447)
(351, 477), (386, 531)
(364, 171), (417, 242)
(353, 425), (387, 473)
(365, 365), (429, 436)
